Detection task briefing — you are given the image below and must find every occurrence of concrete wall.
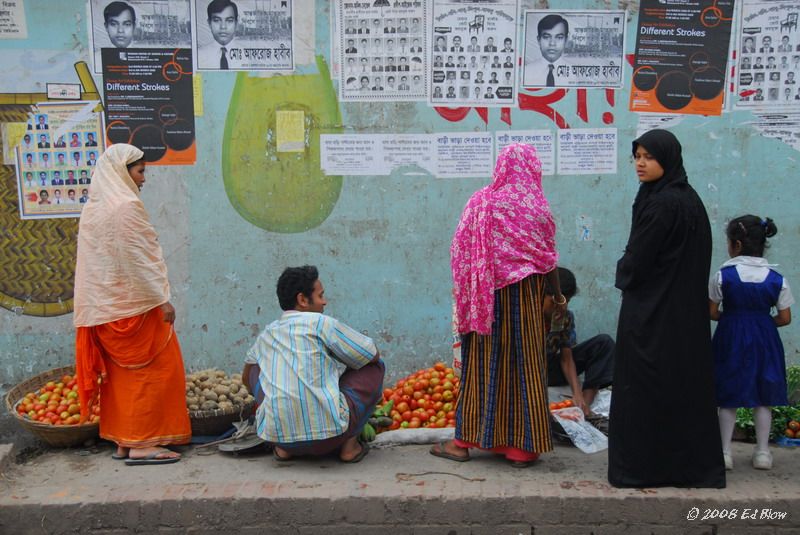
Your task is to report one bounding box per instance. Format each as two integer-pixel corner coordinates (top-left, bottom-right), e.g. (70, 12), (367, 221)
(1, 0), (798, 400)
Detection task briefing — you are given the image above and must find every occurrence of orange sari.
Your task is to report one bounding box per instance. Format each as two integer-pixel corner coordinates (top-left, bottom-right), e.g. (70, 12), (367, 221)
(76, 307), (191, 448)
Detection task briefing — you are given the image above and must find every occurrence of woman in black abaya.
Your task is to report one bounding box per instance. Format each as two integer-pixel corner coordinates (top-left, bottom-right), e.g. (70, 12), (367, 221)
(608, 129), (725, 488)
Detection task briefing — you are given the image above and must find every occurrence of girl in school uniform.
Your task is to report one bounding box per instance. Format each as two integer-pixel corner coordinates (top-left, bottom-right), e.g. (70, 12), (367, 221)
(710, 215), (794, 471)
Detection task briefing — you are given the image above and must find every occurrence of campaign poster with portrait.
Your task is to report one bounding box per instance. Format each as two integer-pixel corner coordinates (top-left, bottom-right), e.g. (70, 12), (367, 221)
(88, 0), (193, 74)
(102, 48), (196, 165)
(629, 0), (735, 116)
(735, 0), (800, 109)
(430, 0), (519, 107)
(521, 10), (625, 89)
(337, 0), (428, 102)
(15, 102), (105, 220)
(193, 0), (294, 71)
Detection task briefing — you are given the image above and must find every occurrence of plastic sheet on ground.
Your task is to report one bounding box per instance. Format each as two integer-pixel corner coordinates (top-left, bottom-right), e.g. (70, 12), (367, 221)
(551, 407), (608, 454)
(371, 427), (455, 448)
(589, 389), (611, 417)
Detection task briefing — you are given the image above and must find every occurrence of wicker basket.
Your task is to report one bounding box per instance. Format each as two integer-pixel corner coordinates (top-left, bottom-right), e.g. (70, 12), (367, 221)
(189, 400), (256, 437)
(5, 365), (100, 448)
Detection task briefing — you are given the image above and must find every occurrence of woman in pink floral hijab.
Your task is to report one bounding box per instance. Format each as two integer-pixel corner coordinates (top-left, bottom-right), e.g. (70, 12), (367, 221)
(431, 143), (566, 467)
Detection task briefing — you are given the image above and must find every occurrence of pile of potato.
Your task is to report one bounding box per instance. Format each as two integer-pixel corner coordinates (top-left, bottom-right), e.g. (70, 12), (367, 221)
(185, 369), (254, 412)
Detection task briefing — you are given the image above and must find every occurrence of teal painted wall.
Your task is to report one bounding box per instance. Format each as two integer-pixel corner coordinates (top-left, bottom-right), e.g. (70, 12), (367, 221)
(1, 0), (798, 398)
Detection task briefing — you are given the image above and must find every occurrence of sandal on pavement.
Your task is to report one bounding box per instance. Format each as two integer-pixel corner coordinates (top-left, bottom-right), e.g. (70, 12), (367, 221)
(124, 450), (180, 466)
(340, 440), (370, 464)
(429, 441), (470, 462)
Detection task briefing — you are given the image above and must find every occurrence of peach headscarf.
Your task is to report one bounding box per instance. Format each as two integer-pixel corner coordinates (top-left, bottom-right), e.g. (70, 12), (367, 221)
(73, 144), (170, 327)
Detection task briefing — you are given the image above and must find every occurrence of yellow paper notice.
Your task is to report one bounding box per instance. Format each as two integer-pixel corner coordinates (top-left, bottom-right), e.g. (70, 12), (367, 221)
(193, 74), (203, 117)
(2, 122), (27, 164)
(276, 110), (305, 152)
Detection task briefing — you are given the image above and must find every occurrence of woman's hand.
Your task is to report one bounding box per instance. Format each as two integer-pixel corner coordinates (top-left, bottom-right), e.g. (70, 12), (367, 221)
(160, 302), (176, 324)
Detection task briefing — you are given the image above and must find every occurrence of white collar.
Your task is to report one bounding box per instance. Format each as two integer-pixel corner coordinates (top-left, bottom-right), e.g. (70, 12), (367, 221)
(721, 255), (778, 269)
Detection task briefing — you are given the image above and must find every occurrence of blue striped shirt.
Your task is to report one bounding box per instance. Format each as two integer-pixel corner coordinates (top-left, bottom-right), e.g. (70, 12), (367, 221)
(247, 311), (377, 443)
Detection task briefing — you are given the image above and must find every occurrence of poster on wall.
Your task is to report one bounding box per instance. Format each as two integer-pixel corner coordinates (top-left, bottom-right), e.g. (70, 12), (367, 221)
(495, 130), (555, 175)
(734, 0), (800, 109)
(15, 101), (105, 219)
(102, 48), (196, 164)
(88, 0), (193, 74)
(0, 0), (27, 39)
(319, 132), (494, 178)
(337, 0), (428, 102)
(521, 10), (625, 89)
(556, 128), (617, 175)
(429, 0), (519, 107)
(193, 0), (294, 71)
(629, 0), (734, 116)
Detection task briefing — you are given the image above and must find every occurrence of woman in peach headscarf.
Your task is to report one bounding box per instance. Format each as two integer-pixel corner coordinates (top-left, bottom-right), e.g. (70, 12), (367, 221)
(74, 143), (190, 465)
(430, 143), (565, 467)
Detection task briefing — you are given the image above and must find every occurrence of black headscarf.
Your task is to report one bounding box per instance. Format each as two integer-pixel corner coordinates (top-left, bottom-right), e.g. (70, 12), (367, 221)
(631, 129), (689, 218)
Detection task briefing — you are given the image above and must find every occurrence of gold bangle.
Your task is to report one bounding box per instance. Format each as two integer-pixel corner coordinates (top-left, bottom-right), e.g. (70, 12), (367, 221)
(553, 294), (567, 305)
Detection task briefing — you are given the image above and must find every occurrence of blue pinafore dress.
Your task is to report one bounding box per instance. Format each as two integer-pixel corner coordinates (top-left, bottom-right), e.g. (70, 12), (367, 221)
(712, 266), (788, 408)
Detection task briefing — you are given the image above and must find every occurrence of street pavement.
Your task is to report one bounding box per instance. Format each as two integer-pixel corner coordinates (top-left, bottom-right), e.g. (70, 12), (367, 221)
(0, 439), (798, 534)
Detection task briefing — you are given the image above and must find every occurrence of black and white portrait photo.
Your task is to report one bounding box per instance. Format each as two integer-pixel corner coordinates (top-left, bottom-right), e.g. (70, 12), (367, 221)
(89, 0), (193, 73)
(522, 10), (625, 89)
(194, 0), (294, 71)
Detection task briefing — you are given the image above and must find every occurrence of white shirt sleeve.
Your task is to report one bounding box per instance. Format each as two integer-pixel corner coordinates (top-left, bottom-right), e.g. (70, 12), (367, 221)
(778, 277), (795, 310)
(708, 270), (723, 303)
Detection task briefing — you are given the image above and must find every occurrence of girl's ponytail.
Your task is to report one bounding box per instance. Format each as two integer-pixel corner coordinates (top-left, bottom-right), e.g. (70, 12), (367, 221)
(726, 214), (777, 257)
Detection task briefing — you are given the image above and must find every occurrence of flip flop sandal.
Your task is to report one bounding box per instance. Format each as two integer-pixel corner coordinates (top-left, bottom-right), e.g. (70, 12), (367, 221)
(124, 451), (181, 466)
(218, 434), (269, 453)
(429, 441), (470, 462)
(340, 440), (370, 464)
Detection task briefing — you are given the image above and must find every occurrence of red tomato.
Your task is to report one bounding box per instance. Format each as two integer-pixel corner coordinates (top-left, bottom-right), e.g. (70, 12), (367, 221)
(408, 419), (421, 429)
(383, 388), (394, 399)
(412, 391), (423, 400)
(396, 402), (409, 413)
(389, 421), (401, 430)
(434, 362), (446, 372)
(401, 411), (413, 422)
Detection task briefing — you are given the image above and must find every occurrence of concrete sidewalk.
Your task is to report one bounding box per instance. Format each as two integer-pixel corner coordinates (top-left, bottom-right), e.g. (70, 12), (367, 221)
(0, 439), (797, 534)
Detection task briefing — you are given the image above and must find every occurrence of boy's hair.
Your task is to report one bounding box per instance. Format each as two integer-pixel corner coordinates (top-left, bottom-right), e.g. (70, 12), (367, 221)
(276, 265), (318, 311)
(725, 215), (778, 257)
(544, 267), (577, 299)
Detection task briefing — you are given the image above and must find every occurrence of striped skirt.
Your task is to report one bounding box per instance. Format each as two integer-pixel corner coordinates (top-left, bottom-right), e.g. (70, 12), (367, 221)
(455, 275), (553, 456)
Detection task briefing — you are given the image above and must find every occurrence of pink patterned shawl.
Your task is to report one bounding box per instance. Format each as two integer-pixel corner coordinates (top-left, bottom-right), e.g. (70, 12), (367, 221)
(450, 143), (558, 335)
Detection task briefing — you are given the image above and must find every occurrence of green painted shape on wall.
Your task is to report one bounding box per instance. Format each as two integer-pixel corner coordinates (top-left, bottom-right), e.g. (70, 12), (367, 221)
(222, 56), (343, 233)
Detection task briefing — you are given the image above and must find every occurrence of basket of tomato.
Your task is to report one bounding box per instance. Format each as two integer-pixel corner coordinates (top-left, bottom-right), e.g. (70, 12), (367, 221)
(4, 365), (100, 448)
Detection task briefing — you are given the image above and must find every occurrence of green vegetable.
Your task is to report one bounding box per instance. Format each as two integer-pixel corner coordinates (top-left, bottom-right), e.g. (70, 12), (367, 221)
(360, 422), (376, 442)
(735, 365), (800, 440)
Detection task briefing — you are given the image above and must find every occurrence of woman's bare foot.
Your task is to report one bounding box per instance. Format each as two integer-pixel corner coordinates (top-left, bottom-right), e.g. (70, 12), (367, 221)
(114, 446), (130, 459)
(127, 447), (180, 460)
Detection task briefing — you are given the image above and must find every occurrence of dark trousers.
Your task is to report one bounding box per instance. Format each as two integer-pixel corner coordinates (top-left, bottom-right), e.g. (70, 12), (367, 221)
(247, 360), (385, 455)
(547, 334), (615, 390)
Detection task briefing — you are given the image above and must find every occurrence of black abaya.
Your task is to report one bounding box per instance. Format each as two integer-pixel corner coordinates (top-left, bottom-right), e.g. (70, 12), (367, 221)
(608, 129), (725, 488)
